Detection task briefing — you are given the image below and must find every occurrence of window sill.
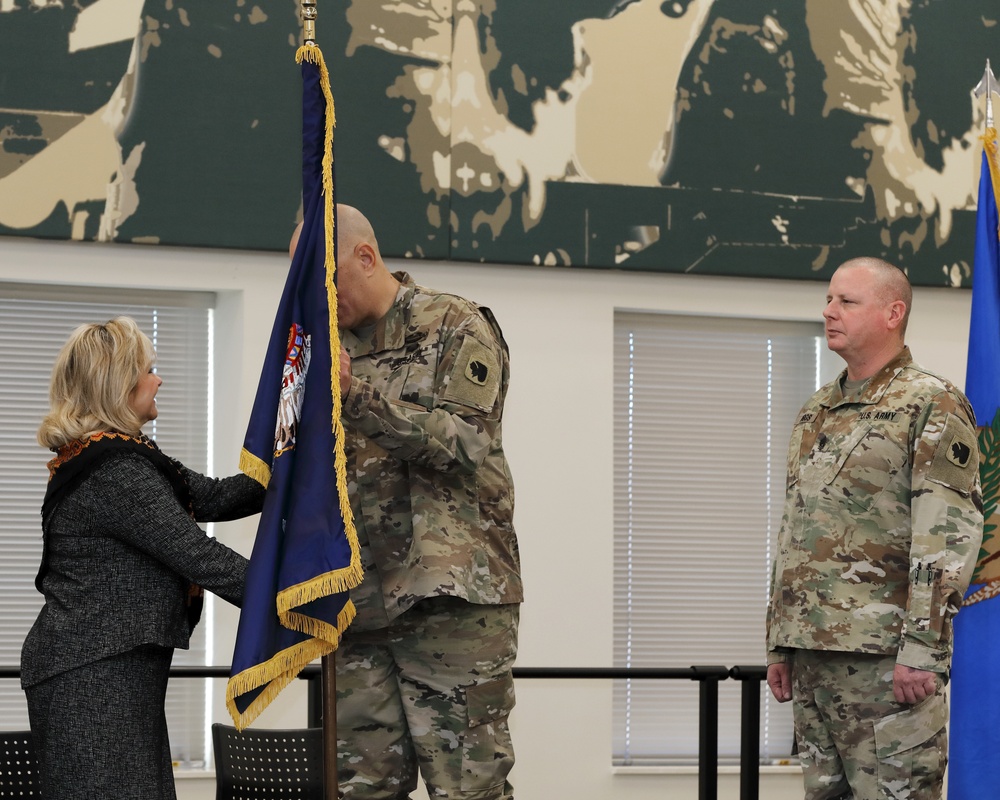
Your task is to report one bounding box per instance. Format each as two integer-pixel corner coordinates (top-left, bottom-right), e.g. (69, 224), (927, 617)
(611, 763), (802, 776)
(173, 768), (215, 779)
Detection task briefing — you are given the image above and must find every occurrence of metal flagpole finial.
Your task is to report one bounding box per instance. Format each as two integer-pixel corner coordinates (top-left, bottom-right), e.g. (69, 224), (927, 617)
(301, 0), (317, 45)
(974, 58), (999, 128)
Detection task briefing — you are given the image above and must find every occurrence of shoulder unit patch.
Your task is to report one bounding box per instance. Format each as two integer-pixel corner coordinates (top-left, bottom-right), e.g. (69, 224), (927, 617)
(443, 334), (500, 412)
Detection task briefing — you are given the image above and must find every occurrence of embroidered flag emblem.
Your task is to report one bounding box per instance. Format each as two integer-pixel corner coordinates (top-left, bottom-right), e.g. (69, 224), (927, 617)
(274, 323), (311, 455)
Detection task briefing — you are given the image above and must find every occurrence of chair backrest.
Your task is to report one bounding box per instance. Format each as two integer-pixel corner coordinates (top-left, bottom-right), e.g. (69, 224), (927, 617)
(212, 723), (324, 800)
(0, 730), (40, 798)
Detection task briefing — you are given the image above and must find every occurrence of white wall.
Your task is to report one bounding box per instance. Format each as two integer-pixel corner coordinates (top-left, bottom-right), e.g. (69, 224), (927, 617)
(0, 235), (974, 800)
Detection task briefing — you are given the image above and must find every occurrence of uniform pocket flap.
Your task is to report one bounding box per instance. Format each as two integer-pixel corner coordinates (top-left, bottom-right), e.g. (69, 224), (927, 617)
(822, 424), (872, 485)
(466, 674), (516, 728)
(874, 691), (947, 758)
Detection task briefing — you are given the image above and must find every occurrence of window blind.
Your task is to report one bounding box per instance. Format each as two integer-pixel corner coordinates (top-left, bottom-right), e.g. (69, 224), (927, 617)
(0, 286), (214, 767)
(612, 311), (838, 766)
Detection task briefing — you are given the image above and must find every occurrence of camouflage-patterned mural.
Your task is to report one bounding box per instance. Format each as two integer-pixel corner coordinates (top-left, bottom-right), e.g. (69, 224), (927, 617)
(1, 0), (996, 285)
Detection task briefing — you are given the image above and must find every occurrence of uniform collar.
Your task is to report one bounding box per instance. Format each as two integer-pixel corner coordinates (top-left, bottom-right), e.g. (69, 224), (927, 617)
(342, 271), (415, 356)
(822, 346), (913, 408)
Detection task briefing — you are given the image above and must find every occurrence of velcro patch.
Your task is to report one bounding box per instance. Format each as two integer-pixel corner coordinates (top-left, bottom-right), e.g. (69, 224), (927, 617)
(928, 413), (978, 495)
(442, 334), (500, 412)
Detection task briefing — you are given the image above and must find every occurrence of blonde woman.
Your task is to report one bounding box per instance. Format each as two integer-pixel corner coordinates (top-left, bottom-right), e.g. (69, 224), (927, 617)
(20, 317), (263, 800)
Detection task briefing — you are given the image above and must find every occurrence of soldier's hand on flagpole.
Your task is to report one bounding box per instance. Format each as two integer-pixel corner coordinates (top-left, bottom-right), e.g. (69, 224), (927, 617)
(766, 662), (792, 702)
(339, 346), (352, 397)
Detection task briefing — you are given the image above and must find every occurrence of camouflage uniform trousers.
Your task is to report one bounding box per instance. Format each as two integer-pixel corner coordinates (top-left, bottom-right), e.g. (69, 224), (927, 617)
(336, 596), (519, 799)
(791, 649), (948, 800)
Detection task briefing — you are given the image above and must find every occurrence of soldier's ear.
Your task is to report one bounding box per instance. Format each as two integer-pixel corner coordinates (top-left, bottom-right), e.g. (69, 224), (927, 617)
(886, 299), (906, 331)
(356, 242), (377, 274)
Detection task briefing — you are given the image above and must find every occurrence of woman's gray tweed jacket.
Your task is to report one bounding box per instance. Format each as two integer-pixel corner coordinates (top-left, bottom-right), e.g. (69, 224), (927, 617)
(21, 450), (263, 688)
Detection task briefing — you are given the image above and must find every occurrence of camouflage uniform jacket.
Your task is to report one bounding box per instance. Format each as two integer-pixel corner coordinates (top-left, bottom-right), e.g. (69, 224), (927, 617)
(341, 272), (522, 629)
(766, 348), (983, 673)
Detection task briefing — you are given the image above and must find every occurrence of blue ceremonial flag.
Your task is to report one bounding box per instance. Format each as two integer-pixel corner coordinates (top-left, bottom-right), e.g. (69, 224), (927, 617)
(226, 43), (361, 730)
(951, 126), (1000, 799)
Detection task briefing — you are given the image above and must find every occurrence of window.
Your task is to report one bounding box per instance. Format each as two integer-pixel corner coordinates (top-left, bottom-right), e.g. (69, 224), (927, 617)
(0, 285), (214, 767)
(612, 311), (840, 766)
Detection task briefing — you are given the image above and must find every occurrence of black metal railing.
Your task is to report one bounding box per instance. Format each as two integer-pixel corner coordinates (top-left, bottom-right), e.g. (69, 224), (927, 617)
(0, 664), (771, 800)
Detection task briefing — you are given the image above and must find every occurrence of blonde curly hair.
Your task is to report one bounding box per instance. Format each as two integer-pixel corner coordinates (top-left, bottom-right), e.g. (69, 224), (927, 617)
(38, 317), (156, 450)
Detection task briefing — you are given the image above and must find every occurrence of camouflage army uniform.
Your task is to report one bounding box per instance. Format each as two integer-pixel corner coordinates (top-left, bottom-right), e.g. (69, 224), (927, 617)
(766, 347), (983, 800)
(337, 272), (522, 800)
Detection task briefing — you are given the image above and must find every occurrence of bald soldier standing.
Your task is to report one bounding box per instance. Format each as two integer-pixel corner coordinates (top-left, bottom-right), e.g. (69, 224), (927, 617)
(766, 257), (983, 800)
(309, 205), (522, 799)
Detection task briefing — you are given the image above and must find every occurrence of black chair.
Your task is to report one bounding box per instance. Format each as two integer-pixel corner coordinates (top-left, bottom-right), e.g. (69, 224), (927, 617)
(212, 723), (324, 800)
(0, 730), (40, 798)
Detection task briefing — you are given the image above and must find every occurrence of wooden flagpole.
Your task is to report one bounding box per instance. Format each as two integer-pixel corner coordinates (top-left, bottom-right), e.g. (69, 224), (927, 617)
(322, 653), (338, 800)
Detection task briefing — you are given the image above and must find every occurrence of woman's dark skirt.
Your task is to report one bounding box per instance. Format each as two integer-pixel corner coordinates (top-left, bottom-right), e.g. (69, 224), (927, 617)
(25, 644), (176, 800)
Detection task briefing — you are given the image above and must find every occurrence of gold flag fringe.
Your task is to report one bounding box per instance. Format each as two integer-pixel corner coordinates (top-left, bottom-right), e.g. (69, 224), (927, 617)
(277, 560), (365, 615)
(985, 127), (1000, 224)
(226, 600), (357, 731)
(224, 599), (357, 731)
(226, 43), (364, 733)
(239, 447), (272, 488)
(225, 635), (338, 731)
(282, 599), (357, 646)
(295, 41), (362, 587)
